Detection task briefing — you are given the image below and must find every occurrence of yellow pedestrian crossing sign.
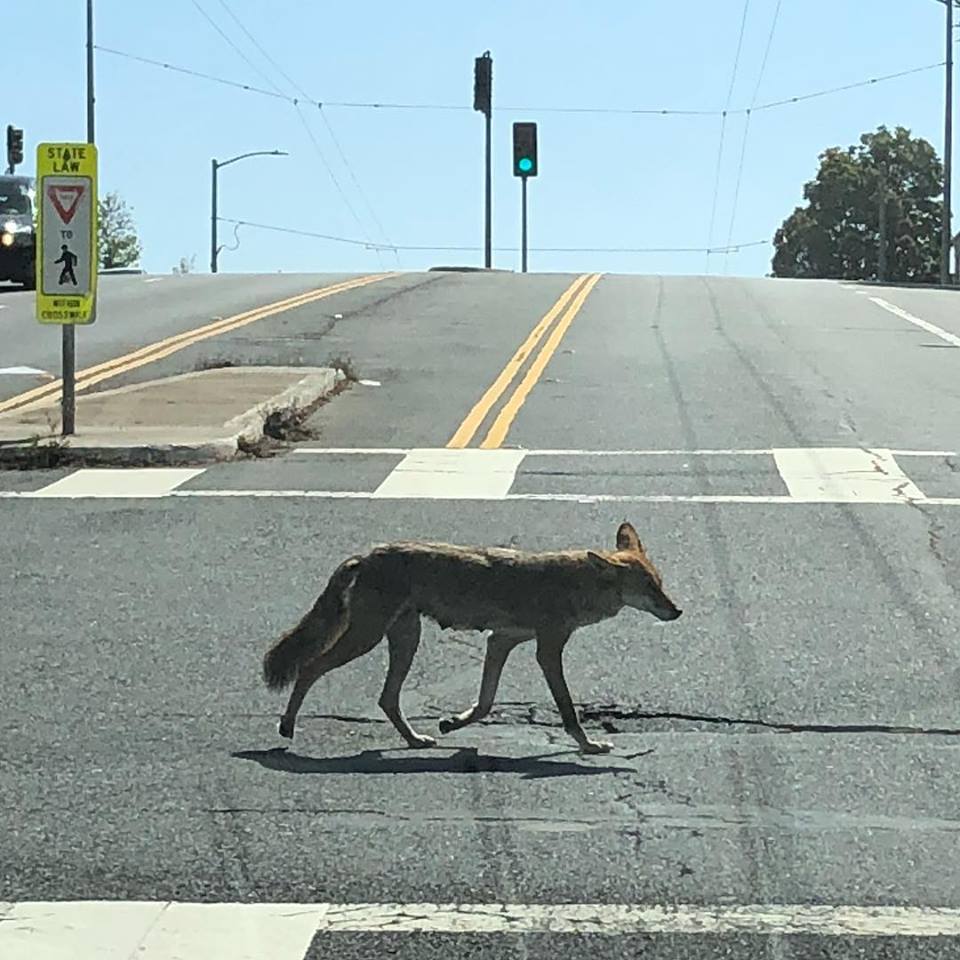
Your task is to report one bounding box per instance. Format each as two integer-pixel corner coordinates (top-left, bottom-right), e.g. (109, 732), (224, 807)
(36, 142), (98, 324)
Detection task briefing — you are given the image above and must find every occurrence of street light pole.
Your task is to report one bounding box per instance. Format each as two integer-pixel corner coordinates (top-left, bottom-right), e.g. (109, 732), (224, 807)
(943, 0), (955, 283)
(63, 0), (97, 435)
(210, 150), (287, 273)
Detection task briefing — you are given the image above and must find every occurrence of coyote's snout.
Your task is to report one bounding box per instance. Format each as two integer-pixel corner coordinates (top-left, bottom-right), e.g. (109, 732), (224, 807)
(262, 521), (682, 754)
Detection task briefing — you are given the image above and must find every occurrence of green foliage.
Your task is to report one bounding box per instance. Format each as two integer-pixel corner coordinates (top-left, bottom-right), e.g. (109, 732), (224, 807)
(98, 191), (142, 269)
(772, 125), (944, 282)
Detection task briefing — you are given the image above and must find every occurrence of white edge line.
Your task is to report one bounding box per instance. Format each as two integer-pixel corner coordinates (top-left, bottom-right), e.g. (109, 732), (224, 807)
(293, 448), (779, 456)
(6, 901), (960, 937)
(890, 450), (957, 457)
(868, 296), (960, 348)
(163, 491), (960, 504)
(291, 448), (956, 457)
(2, 491), (959, 504)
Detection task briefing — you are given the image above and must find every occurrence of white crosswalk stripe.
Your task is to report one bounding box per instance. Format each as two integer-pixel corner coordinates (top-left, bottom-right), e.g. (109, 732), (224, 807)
(0, 447), (957, 503)
(3, 900), (960, 955)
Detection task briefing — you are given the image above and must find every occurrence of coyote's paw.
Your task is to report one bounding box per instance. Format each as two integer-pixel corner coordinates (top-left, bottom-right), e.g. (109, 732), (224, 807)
(278, 718), (294, 740)
(581, 738), (613, 755)
(407, 733), (438, 749)
(437, 718), (456, 735)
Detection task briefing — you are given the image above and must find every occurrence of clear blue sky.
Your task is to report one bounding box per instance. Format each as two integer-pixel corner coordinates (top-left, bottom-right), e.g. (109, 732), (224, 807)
(7, 1), (956, 277)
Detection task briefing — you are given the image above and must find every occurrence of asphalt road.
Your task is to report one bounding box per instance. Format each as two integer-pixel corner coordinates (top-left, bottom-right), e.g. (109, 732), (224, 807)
(0, 270), (429, 404)
(2, 271), (960, 958)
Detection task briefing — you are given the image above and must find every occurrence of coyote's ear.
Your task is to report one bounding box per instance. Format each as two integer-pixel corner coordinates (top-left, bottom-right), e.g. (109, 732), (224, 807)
(587, 550), (622, 576)
(616, 521), (642, 553)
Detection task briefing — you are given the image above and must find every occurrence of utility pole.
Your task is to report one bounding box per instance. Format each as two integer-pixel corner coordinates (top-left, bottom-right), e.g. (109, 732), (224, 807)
(878, 168), (888, 282)
(942, 0), (955, 284)
(473, 52), (492, 269)
(62, 0), (97, 435)
(210, 151), (287, 273)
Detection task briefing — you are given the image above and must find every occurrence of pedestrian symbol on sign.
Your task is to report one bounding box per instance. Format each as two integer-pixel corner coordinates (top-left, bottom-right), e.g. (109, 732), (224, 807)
(55, 244), (79, 286)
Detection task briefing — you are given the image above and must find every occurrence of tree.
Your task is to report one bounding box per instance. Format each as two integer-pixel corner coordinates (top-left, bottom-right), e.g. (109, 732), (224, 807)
(97, 191), (142, 269)
(172, 254), (196, 274)
(772, 125), (944, 283)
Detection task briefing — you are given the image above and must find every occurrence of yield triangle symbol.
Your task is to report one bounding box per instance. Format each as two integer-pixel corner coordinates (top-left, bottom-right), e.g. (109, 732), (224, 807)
(48, 184), (85, 224)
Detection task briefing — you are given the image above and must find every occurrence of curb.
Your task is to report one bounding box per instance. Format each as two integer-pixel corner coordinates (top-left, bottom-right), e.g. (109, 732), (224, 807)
(0, 367), (345, 469)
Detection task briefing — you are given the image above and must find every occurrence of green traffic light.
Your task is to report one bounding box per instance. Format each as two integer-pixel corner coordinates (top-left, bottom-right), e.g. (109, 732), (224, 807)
(518, 157), (533, 173)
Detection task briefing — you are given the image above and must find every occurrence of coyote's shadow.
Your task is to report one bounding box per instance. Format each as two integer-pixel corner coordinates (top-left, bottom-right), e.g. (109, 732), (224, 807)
(233, 745), (635, 780)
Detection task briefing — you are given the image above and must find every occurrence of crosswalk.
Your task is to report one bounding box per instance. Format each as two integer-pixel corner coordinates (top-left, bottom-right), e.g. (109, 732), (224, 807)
(1, 446), (959, 503)
(2, 899), (960, 957)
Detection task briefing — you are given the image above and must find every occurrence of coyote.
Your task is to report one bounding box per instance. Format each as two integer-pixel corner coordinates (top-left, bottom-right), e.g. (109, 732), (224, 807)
(262, 521), (682, 754)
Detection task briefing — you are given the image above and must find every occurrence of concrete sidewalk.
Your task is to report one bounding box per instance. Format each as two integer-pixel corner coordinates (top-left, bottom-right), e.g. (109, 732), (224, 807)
(0, 365), (344, 465)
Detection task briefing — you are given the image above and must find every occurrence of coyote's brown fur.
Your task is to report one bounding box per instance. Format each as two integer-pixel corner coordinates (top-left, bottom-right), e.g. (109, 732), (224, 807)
(263, 521), (682, 754)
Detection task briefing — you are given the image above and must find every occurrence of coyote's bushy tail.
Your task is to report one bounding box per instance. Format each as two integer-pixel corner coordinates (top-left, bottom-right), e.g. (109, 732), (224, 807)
(262, 557), (362, 691)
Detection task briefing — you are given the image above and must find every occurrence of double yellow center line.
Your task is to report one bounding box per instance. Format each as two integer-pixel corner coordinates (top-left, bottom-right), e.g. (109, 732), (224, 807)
(448, 272), (602, 449)
(0, 273), (394, 416)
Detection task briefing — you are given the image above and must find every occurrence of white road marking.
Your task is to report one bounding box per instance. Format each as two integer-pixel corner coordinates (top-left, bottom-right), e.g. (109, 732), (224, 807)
(868, 296), (960, 348)
(0, 901), (327, 959)
(295, 447), (781, 456)
(296, 447), (956, 458)
(1, 901), (960, 943)
(0, 366), (53, 377)
(29, 468), (204, 499)
(294, 447), (410, 455)
(0, 449), (955, 503)
(143, 277), (163, 284)
(6, 488), (959, 504)
(773, 448), (926, 503)
(891, 449), (957, 457)
(162, 491), (960, 504)
(372, 448), (525, 499)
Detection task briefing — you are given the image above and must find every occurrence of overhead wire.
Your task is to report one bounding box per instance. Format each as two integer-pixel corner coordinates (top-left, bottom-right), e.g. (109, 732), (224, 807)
(188, 1), (386, 267)
(94, 45), (949, 118)
(217, 216), (768, 254)
(723, 0), (783, 274)
(213, 0), (398, 262)
(706, 0), (752, 275)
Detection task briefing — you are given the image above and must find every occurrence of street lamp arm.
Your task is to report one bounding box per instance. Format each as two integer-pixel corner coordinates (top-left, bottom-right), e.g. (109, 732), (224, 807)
(215, 149), (288, 170)
(210, 149), (288, 273)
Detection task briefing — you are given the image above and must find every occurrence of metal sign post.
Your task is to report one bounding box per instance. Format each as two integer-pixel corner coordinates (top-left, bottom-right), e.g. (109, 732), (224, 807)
(35, 143), (99, 436)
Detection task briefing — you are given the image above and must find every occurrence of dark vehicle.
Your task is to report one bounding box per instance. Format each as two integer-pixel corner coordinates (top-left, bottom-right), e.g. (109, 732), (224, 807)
(0, 174), (36, 289)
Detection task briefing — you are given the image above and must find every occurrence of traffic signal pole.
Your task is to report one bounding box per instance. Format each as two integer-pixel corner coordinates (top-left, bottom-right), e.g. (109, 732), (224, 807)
(512, 122), (538, 274)
(485, 109), (492, 270)
(473, 52), (492, 269)
(521, 176), (528, 273)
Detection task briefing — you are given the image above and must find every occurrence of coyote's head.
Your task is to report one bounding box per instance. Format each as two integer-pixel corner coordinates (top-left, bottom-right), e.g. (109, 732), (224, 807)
(588, 521), (682, 621)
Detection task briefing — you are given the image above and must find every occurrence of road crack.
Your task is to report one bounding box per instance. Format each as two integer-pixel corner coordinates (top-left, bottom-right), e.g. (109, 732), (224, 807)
(578, 703), (960, 736)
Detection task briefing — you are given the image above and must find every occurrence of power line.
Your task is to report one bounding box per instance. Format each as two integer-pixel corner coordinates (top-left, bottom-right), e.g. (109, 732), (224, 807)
(94, 45), (948, 118)
(213, 0), (307, 96)
(217, 216), (769, 254)
(292, 102), (385, 267)
(706, 0), (752, 274)
(723, 0), (784, 275)
(749, 0), (783, 107)
(184, 2), (387, 267)
(751, 61), (943, 113)
(725, 0), (753, 107)
(189, 0), (285, 96)
(209, 0), (398, 261)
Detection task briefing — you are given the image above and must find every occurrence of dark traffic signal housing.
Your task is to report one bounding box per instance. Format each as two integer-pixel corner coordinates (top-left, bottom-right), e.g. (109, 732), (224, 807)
(512, 122), (537, 177)
(6, 126), (23, 172)
(473, 52), (492, 117)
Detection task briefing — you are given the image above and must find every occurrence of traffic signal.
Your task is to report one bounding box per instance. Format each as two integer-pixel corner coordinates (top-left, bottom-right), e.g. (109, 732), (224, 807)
(473, 51), (492, 117)
(512, 122), (537, 177)
(6, 125), (23, 171)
